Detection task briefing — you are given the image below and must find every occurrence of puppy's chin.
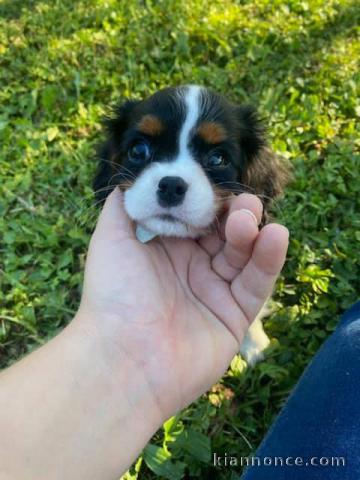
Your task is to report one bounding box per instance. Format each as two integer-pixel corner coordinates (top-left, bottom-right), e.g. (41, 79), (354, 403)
(138, 216), (208, 239)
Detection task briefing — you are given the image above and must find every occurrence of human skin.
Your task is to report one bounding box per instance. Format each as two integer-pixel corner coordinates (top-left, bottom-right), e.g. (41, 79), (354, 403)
(0, 189), (288, 480)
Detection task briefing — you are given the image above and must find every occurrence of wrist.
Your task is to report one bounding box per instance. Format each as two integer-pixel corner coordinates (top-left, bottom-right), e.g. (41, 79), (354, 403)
(73, 305), (182, 421)
(0, 314), (166, 480)
(69, 311), (167, 426)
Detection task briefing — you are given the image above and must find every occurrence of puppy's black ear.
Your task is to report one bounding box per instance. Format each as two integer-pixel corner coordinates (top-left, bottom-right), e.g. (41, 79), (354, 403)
(236, 105), (290, 223)
(93, 100), (140, 202)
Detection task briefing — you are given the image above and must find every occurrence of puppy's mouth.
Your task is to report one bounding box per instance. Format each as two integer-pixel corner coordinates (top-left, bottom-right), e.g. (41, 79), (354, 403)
(138, 212), (200, 238)
(156, 213), (185, 224)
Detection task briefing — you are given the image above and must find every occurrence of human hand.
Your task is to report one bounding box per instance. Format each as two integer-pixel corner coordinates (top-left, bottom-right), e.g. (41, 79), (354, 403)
(76, 188), (289, 421)
(0, 188), (288, 480)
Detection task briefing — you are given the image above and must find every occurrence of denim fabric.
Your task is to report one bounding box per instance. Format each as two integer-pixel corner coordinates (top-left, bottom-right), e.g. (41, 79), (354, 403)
(241, 301), (360, 480)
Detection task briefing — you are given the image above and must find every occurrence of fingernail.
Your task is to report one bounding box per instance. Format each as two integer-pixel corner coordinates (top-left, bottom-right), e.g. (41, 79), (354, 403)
(239, 209), (258, 226)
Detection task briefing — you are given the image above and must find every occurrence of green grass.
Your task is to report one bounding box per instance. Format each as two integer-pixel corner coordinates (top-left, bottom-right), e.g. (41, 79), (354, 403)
(0, 0), (359, 478)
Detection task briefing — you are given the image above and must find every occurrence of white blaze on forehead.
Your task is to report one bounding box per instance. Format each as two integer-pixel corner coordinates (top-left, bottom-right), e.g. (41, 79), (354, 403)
(179, 85), (202, 157)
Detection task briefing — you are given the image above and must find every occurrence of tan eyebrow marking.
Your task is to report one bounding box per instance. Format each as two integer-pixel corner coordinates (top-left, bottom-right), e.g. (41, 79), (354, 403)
(137, 114), (164, 136)
(197, 121), (227, 144)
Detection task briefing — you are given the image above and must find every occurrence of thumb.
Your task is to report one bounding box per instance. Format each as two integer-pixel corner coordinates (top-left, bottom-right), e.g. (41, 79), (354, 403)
(94, 187), (134, 239)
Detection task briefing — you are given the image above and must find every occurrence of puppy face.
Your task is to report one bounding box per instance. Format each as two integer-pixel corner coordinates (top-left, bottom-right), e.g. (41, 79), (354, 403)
(94, 85), (288, 237)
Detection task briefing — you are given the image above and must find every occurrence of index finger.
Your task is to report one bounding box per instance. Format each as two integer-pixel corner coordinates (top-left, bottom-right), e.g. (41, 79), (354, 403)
(198, 193), (263, 258)
(231, 223), (289, 323)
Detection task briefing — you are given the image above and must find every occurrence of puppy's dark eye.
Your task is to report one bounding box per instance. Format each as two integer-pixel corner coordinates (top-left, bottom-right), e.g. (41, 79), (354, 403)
(204, 153), (227, 168)
(128, 141), (152, 163)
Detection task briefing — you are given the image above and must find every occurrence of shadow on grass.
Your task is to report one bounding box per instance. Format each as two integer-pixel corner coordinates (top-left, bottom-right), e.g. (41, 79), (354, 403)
(0, 0), (40, 20)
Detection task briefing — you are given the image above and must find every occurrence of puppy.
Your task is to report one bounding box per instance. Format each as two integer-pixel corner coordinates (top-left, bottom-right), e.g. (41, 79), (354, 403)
(94, 85), (288, 365)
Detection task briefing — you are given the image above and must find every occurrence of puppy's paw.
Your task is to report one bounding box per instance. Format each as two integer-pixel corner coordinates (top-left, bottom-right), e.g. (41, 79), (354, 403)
(239, 331), (270, 366)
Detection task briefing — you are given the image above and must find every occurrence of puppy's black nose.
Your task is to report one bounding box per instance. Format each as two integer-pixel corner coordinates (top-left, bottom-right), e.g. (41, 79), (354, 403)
(157, 176), (188, 207)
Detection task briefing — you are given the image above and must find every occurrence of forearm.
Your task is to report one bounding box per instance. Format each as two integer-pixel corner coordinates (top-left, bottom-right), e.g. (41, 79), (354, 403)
(0, 315), (163, 480)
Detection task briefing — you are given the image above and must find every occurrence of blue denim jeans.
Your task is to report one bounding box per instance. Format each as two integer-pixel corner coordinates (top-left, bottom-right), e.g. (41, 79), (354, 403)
(241, 301), (360, 479)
